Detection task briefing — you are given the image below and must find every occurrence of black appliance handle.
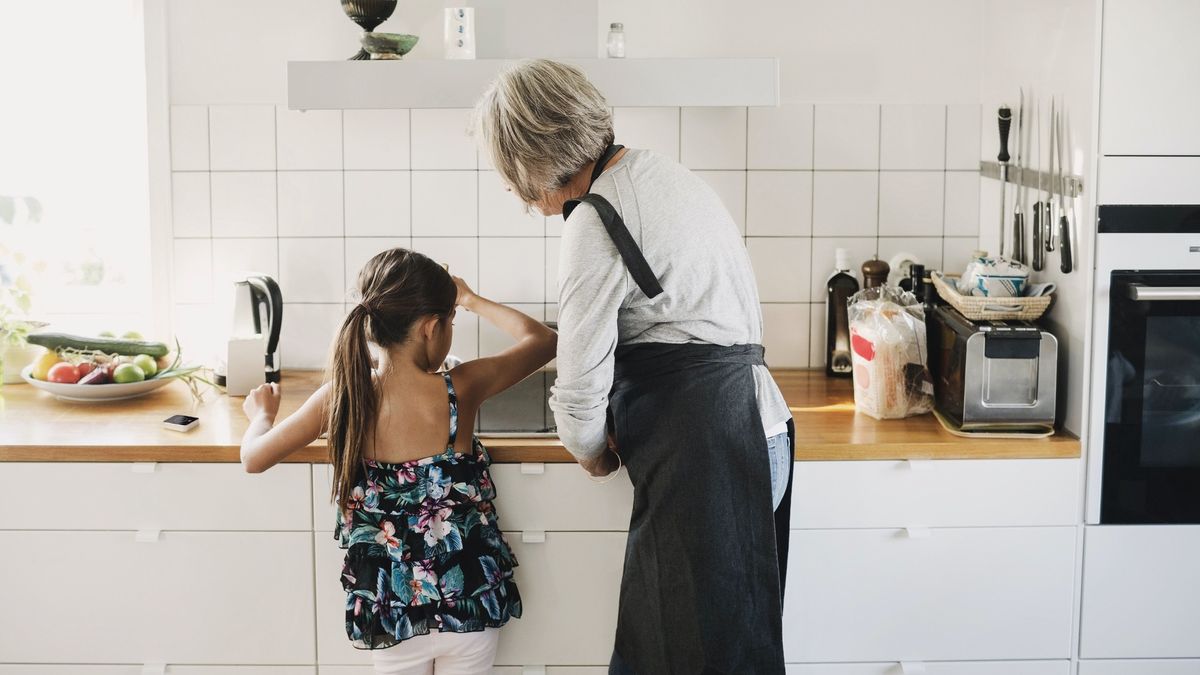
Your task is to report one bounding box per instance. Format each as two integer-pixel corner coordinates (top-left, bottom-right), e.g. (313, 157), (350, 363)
(245, 275), (283, 366)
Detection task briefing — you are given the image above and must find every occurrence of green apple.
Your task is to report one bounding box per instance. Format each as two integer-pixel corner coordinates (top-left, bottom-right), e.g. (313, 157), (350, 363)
(112, 363), (146, 384)
(132, 354), (158, 377)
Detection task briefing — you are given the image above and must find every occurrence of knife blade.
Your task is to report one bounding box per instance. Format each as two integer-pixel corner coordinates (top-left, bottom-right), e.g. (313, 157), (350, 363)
(1011, 89), (1027, 264)
(997, 105), (1012, 257)
(1059, 106), (1074, 274)
(1046, 99), (1057, 253)
(1031, 95), (1045, 271)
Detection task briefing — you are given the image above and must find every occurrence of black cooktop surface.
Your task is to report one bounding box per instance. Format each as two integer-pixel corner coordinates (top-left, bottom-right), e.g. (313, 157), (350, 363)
(476, 369), (557, 434)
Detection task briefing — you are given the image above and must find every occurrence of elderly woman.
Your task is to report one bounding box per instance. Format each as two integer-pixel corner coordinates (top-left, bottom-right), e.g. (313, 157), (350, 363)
(475, 59), (793, 674)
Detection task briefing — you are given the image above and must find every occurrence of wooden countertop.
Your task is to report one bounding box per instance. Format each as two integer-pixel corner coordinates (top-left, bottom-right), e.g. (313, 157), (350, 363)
(0, 370), (1080, 463)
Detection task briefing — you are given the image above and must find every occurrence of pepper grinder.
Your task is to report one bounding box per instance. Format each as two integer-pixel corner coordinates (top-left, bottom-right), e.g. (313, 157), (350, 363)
(861, 257), (890, 289)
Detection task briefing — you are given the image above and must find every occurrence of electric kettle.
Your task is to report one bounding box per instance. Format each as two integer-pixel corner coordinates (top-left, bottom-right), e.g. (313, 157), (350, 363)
(215, 274), (282, 396)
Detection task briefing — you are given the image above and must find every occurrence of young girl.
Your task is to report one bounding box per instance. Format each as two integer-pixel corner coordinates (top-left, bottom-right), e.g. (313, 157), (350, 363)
(239, 248), (556, 674)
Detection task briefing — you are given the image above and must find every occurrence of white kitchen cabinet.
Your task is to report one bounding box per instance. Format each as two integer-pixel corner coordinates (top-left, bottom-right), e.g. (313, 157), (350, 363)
(785, 662), (1069, 675)
(0, 463), (311, 531)
(313, 463), (634, 533)
(790, 459), (1080, 528)
(494, 532), (626, 667)
(313, 530), (372, 666)
(0, 530), (315, 664)
(1079, 660), (1200, 675)
(1099, 0), (1200, 155)
(783, 527), (1076, 662)
(320, 669), (607, 674)
(0, 669), (315, 674)
(1080, 525), (1200, 658)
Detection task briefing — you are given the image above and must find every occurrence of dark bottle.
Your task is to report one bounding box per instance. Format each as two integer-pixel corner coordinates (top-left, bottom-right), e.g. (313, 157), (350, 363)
(909, 263), (927, 303)
(862, 257), (890, 289)
(826, 248), (859, 378)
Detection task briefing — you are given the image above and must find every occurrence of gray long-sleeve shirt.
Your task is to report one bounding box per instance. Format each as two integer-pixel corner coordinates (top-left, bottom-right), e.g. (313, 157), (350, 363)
(549, 148), (792, 461)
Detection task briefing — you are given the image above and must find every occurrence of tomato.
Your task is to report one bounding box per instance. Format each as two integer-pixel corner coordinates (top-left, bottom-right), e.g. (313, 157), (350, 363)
(76, 362), (95, 377)
(46, 362), (81, 384)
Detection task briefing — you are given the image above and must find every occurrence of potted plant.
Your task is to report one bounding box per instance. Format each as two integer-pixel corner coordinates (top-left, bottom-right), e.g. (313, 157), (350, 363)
(0, 196), (46, 384)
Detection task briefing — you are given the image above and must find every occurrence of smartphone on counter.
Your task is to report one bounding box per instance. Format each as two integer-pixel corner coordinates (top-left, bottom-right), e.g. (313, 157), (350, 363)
(162, 414), (200, 432)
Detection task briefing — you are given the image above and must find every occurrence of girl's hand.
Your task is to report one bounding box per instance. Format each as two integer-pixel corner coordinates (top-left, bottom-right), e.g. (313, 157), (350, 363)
(452, 275), (478, 309)
(242, 382), (281, 423)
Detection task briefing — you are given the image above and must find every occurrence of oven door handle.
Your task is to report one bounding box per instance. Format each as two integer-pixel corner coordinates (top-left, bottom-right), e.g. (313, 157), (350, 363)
(1127, 284), (1200, 301)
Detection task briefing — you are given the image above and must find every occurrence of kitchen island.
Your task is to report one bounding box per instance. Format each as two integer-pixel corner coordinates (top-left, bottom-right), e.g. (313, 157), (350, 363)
(0, 369), (1079, 462)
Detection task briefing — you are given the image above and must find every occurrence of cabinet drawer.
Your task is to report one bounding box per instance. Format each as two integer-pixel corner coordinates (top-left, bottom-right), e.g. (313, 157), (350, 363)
(1081, 526), (1200, 658)
(1080, 660), (1200, 675)
(0, 669), (315, 674)
(790, 459), (1079, 528)
(322, 670), (607, 675)
(0, 531), (315, 664)
(0, 463), (311, 531)
(495, 531), (626, 666)
(314, 532), (371, 666)
(313, 463), (634, 533)
(786, 663), (1069, 675)
(783, 527), (1076, 662)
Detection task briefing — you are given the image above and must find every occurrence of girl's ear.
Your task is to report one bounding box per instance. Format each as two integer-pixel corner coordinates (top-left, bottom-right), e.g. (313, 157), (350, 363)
(421, 315), (440, 341)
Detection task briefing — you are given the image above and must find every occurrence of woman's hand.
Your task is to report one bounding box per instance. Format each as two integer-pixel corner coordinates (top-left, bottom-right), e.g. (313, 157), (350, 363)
(242, 382), (281, 423)
(453, 275), (478, 310)
(579, 449), (621, 477)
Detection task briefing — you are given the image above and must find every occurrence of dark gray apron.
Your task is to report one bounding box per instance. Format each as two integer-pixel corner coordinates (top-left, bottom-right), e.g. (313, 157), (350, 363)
(564, 145), (793, 675)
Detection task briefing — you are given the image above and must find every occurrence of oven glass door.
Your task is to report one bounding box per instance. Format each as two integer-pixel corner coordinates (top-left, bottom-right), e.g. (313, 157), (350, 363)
(1103, 271), (1200, 523)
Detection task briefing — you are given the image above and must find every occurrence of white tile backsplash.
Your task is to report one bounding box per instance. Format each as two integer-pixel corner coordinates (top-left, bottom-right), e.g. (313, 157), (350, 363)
(761, 303), (810, 368)
(878, 171), (945, 237)
(277, 171), (344, 237)
(747, 171), (813, 237)
(809, 236), (876, 302)
(344, 110), (410, 170)
(171, 172), (211, 238)
(614, 107), (680, 161)
(171, 103), (983, 364)
(208, 105), (275, 171)
(275, 108), (342, 170)
(344, 171), (411, 237)
(747, 237), (811, 302)
(279, 237), (346, 303)
(345, 237), (411, 294)
(813, 171), (878, 237)
(748, 104), (814, 170)
(281, 303), (344, 369)
(880, 104), (946, 170)
(479, 238), (545, 303)
(411, 237), (478, 290)
(170, 105), (209, 171)
(210, 172), (277, 238)
(694, 171), (746, 234)
(411, 171), (478, 237)
(814, 104), (880, 170)
(479, 171), (544, 237)
(410, 109), (476, 170)
(944, 171), (981, 237)
(681, 107), (747, 170)
(946, 104), (983, 171)
(878, 236), (944, 285)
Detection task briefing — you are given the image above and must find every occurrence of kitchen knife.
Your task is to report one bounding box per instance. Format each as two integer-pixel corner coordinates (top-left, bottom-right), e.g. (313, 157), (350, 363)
(1045, 99), (1057, 253)
(997, 105), (1012, 257)
(1059, 107), (1074, 274)
(1011, 89), (1027, 264)
(1031, 95), (1045, 271)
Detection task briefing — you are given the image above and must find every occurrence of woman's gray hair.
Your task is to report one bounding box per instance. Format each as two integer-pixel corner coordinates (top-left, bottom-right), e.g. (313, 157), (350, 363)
(474, 59), (614, 207)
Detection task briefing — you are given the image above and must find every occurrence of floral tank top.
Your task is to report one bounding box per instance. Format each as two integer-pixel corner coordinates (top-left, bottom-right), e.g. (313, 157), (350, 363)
(334, 372), (522, 649)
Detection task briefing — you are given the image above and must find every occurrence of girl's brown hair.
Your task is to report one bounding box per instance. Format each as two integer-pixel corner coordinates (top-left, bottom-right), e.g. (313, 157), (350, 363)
(327, 248), (457, 510)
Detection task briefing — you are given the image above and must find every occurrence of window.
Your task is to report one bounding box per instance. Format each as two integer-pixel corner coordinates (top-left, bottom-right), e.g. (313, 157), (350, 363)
(0, 0), (153, 334)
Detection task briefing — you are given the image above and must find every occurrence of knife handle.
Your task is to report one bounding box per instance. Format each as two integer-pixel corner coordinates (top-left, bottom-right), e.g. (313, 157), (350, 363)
(1059, 215), (1073, 274)
(1044, 203), (1055, 252)
(1032, 203), (1045, 271)
(997, 106), (1012, 163)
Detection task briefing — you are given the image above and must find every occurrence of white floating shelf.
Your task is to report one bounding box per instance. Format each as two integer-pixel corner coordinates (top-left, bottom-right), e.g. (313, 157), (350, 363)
(287, 58), (779, 110)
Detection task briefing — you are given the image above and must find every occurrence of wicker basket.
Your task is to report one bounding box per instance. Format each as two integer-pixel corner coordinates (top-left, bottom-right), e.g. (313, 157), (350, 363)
(931, 272), (1052, 321)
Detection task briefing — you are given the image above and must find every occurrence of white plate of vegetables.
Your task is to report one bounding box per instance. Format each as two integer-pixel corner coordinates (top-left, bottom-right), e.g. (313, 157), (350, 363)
(20, 332), (209, 402)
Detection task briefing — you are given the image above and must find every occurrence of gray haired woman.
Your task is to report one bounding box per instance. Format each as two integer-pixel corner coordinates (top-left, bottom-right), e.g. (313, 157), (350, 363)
(475, 59), (793, 674)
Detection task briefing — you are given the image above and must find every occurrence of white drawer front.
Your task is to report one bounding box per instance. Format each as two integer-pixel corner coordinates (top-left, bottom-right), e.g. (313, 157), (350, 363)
(786, 662), (1069, 675)
(323, 669), (607, 675)
(784, 527), (1076, 662)
(494, 531), (626, 666)
(0, 463), (311, 531)
(0, 669), (315, 674)
(314, 531), (371, 666)
(314, 463), (634, 533)
(1080, 660), (1200, 675)
(790, 459), (1080, 528)
(1081, 526), (1200, 658)
(0, 531), (315, 664)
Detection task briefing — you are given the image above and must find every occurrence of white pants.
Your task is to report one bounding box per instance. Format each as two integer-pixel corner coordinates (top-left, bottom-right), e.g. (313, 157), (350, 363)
(371, 629), (500, 675)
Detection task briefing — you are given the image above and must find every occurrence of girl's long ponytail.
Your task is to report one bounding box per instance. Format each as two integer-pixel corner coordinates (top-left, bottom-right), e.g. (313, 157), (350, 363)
(328, 304), (377, 511)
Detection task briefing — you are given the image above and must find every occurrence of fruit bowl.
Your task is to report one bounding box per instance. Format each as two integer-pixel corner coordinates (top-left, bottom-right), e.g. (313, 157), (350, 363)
(360, 32), (419, 59)
(20, 365), (176, 402)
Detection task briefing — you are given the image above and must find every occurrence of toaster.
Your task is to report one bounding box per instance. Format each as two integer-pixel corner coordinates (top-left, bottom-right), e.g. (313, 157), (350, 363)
(927, 304), (1058, 431)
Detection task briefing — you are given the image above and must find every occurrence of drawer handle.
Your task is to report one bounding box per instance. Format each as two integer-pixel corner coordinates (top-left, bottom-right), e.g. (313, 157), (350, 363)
(522, 667), (547, 675)
(135, 529), (162, 543)
(903, 527), (931, 539)
(520, 462), (546, 475)
(900, 662), (927, 675)
(904, 459), (932, 471)
(131, 462), (158, 474)
(141, 665), (166, 675)
(521, 531), (546, 544)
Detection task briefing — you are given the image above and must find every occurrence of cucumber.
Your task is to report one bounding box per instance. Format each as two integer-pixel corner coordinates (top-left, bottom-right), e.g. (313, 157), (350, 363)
(26, 332), (170, 358)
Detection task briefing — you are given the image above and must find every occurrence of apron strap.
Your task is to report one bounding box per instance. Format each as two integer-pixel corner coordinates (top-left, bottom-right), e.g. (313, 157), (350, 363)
(562, 144), (664, 300)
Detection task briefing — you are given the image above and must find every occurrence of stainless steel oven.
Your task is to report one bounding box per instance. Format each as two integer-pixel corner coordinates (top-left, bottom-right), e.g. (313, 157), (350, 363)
(1091, 206), (1200, 523)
